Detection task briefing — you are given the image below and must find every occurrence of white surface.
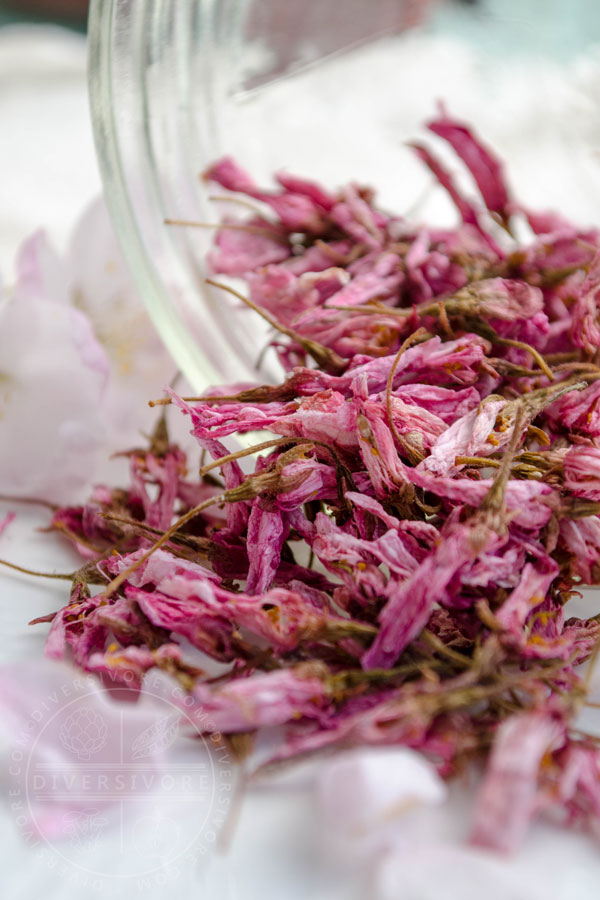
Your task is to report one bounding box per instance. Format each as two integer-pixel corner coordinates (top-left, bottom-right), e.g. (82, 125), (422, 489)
(1, 23), (600, 900)
(0, 26), (101, 274)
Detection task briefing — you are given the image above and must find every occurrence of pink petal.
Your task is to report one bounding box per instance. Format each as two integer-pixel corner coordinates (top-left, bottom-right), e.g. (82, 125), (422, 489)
(470, 710), (565, 853)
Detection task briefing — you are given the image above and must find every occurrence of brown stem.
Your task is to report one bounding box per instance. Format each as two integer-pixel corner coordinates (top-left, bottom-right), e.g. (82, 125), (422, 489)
(455, 456), (502, 468)
(421, 630), (473, 668)
(102, 493), (228, 598)
(493, 336), (554, 381)
(102, 514), (212, 553)
(0, 494), (57, 511)
(199, 438), (309, 476)
(206, 279), (347, 374)
(385, 327), (428, 466)
(0, 558), (74, 580)
(323, 301), (412, 315)
(481, 405), (527, 514)
(207, 193), (270, 216)
(50, 520), (106, 554)
(165, 218), (288, 244)
(150, 392), (281, 408)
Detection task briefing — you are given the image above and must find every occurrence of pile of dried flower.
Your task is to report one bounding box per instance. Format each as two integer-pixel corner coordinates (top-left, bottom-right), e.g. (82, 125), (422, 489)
(24, 109), (600, 852)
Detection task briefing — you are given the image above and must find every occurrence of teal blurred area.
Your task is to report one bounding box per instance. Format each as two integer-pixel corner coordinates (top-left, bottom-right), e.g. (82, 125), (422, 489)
(0, 1), (88, 31)
(431, 0), (600, 63)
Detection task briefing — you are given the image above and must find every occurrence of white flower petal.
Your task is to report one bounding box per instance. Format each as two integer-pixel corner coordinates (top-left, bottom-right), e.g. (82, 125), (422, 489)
(316, 747), (447, 838)
(66, 197), (189, 448)
(0, 294), (108, 503)
(13, 229), (70, 305)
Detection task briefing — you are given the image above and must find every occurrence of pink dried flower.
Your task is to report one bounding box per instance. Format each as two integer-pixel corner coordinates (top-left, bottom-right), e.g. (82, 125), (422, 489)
(208, 216), (290, 275)
(423, 398), (505, 475)
(470, 710), (565, 853)
(427, 106), (511, 223)
(563, 445), (600, 501)
(25, 110), (600, 859)
(186, 667), (331, 732)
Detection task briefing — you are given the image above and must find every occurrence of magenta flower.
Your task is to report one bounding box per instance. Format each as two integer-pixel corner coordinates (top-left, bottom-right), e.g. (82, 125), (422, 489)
(24, 110), (600, 859)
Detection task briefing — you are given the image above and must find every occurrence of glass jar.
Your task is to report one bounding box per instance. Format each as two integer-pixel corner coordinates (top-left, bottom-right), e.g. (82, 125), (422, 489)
(88, 0), (600, 391)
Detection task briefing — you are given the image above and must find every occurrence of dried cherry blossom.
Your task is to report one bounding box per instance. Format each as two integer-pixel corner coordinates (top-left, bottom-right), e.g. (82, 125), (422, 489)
(27, 111), (600, 854)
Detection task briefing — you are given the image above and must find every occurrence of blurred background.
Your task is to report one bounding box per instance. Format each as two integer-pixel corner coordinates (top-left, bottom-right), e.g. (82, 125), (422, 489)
(0, 0), (94, 271)
(0, 1), (88, 28)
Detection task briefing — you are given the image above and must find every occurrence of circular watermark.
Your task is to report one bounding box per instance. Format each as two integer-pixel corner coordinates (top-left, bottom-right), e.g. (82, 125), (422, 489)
(7, 670), (233, 890)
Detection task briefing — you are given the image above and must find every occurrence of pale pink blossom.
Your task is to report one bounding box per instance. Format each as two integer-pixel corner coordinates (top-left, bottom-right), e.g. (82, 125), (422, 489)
(0, 248), (108, 502)
(316, 747), (447, 843)
(0, 200), (186, 503)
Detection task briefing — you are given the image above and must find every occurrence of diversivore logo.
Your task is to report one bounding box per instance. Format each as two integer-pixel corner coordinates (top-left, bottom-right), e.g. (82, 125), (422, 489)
(7, 669), (234, 890)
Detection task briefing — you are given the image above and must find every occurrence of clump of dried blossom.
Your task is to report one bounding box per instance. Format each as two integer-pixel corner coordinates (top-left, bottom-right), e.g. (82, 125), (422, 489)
(27, 109), (600, 853)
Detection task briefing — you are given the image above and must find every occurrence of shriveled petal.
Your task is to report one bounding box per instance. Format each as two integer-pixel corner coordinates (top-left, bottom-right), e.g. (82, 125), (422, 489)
(470, 710), (565, 853)
(423, 399), (505, 475)
(427, 107), (511, 221)
(186, 667), (330, 732)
